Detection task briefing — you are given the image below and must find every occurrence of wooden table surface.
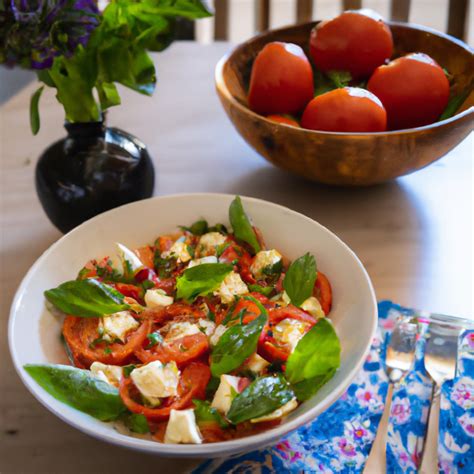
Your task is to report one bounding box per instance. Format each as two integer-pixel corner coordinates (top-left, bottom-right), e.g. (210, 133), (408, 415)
(0, 42), (472, 474)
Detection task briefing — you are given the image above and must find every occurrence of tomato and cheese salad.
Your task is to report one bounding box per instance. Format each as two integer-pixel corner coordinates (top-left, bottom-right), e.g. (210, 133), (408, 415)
(25, 196), (341, 444)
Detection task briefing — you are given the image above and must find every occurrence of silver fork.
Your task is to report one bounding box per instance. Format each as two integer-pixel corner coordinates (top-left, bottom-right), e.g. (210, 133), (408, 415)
(364, 317), (418, 474)
(419, 320), (464, 473)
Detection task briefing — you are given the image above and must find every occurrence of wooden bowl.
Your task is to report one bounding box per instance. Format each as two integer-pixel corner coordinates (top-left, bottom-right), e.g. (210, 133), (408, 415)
(215, 22), (473, 186)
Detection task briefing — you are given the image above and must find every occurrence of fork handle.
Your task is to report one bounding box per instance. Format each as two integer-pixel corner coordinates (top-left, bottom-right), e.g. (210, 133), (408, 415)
(363, 382), (394, 474)
(420, 387), (441, 474)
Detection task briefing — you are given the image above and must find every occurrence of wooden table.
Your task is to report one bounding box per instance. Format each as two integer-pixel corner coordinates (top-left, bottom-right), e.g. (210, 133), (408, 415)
(0, 42), (472, 473)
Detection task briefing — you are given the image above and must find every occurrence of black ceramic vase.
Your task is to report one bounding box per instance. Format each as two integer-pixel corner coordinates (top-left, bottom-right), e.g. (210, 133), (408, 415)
(35, 121), (154, 233)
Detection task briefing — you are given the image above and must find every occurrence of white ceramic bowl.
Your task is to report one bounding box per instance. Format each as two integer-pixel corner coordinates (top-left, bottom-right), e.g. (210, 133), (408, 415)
(9, 193), (377, 457)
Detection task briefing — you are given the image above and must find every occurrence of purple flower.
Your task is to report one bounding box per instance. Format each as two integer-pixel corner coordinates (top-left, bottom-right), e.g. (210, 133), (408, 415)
(1, 0), (99, 69)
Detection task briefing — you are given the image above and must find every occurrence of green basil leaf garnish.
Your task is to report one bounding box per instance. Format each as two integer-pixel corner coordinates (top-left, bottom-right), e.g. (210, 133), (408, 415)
(24, 364), (127, 421)
(176, 263), (233, 303)
(122, 413), (149, 434)
(283, 253), (317, 307)
(211, 312), (267, 377)
(227, 375), (295, 424)
(291, 369), (337, 401)
(248, 284), (273, 296)
(122, 364), (136, 377)
(180, 219), (209, 236)
(44, 279), (131, 318)
(285, 319), (340, 391)
(193, 399), (229, 428)
(229, 196), (261, 254)
(146, 332), (163, 349)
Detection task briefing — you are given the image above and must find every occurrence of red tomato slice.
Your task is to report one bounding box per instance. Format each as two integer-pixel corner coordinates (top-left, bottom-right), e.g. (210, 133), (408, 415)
(257, 305), (316, 362)
(113, 283), (143, 302)
(220, 244), (255, 285)
(314, 272), (332, 315)
(63, 315), (151, 368)
(119, 361), (211, 421)
(135, 333), (209, 367)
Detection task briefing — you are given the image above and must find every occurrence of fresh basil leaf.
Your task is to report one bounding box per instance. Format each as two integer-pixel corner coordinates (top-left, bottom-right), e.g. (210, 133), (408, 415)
(122, 413), (149, 434)
(248, 284), (273, 296)
(24, 364), (127, 421)
(211, 312), (267, 377)
(209, 223), (228, 234)
(229, 196), (261, 254)
(439, 90), (470, 121)
(44, 279), (131, 318)
(283, 253), (317, 307)
(176, 263), (233, 303)
(193, 399), (229, 428)
(30, 86), (44, 135)
(205, 376), (221, 399)
(180, 219), (209, 236)
(285, 319), (341, 385)
(146, 332), (163, 349)
(227, 375), (294, 424)
(262, 259), (283, 276)
(292, 368), (336, 401)
(122, 364), (136, 377)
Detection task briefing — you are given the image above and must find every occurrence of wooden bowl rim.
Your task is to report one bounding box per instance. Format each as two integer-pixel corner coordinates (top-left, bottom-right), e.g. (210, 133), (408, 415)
(215, 20), (474, 137)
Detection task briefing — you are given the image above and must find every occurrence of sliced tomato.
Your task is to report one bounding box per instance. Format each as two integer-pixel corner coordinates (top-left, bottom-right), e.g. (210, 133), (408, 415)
(314, 272), (332, 315)
(135, 333), (209, 367)
(220, 244), (255, 285)
(257, 305), (316, 362)
(113, 283), (143, 302)
(63, 315), (151, 367)
(198, 422), (232, 442)
(269, 305), (317, 325)
(119, 361), (211, 421)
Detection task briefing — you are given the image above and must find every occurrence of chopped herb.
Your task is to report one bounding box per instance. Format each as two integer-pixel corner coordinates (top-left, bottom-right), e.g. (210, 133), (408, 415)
(248, 284), (273, 297)
(187, 245), (195, 259)
(123, 413), (149, 434)
(208, 310), (216, 322)
(180, 219), (209, 236)
(146, 332), (163, 349)
(104, 347), (112, 355)
(153, 253), (177, 279)
(209, 223), (228, 234)
(122, 364), (136, 377)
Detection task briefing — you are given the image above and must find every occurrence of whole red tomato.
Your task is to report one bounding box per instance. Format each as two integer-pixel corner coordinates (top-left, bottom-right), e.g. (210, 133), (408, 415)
(309, 10), (393, 80)
(248, 42), (314, 115)
(367, 53), (450, 129)
(301, 87), (387, 132)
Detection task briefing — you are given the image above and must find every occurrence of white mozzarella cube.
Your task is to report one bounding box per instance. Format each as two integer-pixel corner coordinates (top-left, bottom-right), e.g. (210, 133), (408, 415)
(161, 240), (192, 263)
(214, 271), (248, 304)
(187, 256), (218, 268)
(273, 318), (310, 352)
(250, 249), (282, 278)
(300, 296), (325, 319)
(130, 361), (180, 406)
(116, 242), (144, 272)
(99, 311), (139, 342)
(243, 353), (270, 374)
(198, 319), (216, 337)
(209, 324), (228, 346)
(165, 322), (201, 342)
(197, 232), (227, 256)
(250, 398), (298, 423)
(211, 374), (244, 414)
(164, 409), (202, 444)
(144, 289), (174, 308)
(90, 362), (123, 387)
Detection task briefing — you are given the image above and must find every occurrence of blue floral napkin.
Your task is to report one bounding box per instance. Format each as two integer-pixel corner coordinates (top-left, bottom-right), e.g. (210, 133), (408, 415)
(193, 302), (472, 474)
(438, 330), (474, 474)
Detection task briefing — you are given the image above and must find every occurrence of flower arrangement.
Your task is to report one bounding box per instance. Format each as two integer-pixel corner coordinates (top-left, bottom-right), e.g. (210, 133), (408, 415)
(0, 1), (211, 133)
